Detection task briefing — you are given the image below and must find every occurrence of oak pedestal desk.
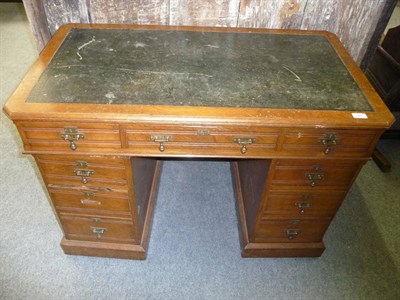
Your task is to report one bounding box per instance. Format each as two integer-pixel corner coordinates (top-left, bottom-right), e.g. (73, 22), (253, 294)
(4, 24), (394, 259)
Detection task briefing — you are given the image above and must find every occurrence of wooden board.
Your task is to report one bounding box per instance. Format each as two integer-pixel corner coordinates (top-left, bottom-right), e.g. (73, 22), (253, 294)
(170, 0), (241, 27)
(237, 0), (393, 64)
(21, 0), (397, 67)
(88, 0), (169, 25)
(42, 0), (90, 35)
(22, 0), (51, 51)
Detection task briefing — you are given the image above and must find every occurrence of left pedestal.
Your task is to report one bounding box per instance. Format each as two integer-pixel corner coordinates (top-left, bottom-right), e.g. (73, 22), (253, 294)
(33, 154), (162, 260)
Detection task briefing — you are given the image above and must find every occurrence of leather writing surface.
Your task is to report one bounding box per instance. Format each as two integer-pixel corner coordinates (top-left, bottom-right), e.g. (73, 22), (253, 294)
(27, 28), (372, 111)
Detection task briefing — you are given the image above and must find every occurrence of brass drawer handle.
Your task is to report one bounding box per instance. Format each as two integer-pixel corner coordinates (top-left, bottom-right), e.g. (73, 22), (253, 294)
(90, 227), (107, 239)
(60, 127), (84, 151)
(305, 173), (324, 187)
(295, 202), (313, 214)
(74, 169), (95, 184)
(80, 199), (101, 206)
(319, 133), (339, 155)
(151, 135), (173, 152)
(233, 137), (256, 154)
(286, 229), (300, 240)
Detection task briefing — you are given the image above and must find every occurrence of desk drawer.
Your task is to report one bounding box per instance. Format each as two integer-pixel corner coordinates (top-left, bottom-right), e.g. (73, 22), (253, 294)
(49, 188), (131, 214)
(282, 128), (378, 157)
(60, 214), (136, 244)
(36, 155), (128, 182)
(18, 121), (121, 152)
(43, 174), (128, 191)
(255, 217), (330, 243)
(270, 159), (364, 190)
(126, 124), (280, 156)
(263, 190), (346, 216)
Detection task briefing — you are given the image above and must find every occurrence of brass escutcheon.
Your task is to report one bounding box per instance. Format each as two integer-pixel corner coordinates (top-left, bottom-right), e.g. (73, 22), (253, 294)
(75, 160), (88, 167)
(197, 129), (210, 136)
(90, 217), (102, 223)
(300, 193), (313, 200)
(82, 191), (95, 198)
(289, 219), (301, 225)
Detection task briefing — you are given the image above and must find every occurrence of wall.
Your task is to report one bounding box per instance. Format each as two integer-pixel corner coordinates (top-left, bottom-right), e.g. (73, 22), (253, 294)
(22, 0), (397, 68)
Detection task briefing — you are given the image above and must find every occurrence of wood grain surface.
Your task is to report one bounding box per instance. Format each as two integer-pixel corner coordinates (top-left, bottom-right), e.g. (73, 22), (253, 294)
(22, 0), (397, 67)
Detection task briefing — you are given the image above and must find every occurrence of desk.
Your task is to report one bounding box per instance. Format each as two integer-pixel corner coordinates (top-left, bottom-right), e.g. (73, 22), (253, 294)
(3, 24), (394, 259)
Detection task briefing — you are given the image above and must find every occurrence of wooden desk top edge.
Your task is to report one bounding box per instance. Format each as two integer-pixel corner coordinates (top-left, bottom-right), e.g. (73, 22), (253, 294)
(3, 23), (395, 129)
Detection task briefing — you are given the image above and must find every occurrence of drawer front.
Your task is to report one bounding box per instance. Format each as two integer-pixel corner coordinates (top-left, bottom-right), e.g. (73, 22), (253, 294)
(35, 154), (127, 166)
(270, 159), (364, 190)
(18, 122), (121, 152)
(49, 188), (131, 214)
(254, 217), (331, 243)
(281, 129), (377, 157)
(36, 155), (128, 181)
(60, 214), (136, 244)
(263, 190), (346, 216)
(126, 124), (280, 156)
(35, 155), (129, 191)
(43, 174), (128, 191)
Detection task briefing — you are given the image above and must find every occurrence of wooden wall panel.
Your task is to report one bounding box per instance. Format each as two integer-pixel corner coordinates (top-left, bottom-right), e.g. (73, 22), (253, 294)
(300, 0), (340, 31)
(238, 0), (306, 29)
(170, 0), (240, 27)
(22, 0), (51, 51)
(300, 0), (386, 64)
(42, 0), (90, 35)
(88, 0), (169, 25)
(22, 0), (397, 67)
(335, 1), (385, 64)
(237, 0), (393, 65)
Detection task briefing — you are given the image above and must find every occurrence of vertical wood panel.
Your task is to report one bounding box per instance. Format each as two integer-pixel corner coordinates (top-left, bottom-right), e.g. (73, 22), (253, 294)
(23, 0), (396, 66)
(88, 0), (169, 25)
(300, 0), (340, 31)
(22, 0), (51, 51)
(238, 0), (307, 29)
(170, 0), (241, 27)
(42, 0), (90, 35)
(334, 0), (385, 64)
(238, 0), (391, 64)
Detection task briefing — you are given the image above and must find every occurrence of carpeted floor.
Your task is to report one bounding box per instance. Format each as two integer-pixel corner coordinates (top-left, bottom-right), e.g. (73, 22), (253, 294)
(1, 3), (399, 299)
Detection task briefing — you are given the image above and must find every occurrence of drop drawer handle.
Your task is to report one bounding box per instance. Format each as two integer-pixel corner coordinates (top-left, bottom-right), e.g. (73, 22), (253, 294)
(319, 133), (339, 154)
(74, 169), (95, 184)
(286, 229), (300, 240)
(90, 227), (107, 239)
(305, 173), (324, 187)
(233, 137), (256, 154)
(60, 127), (84, 150)
(151, 135), (173, 152)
